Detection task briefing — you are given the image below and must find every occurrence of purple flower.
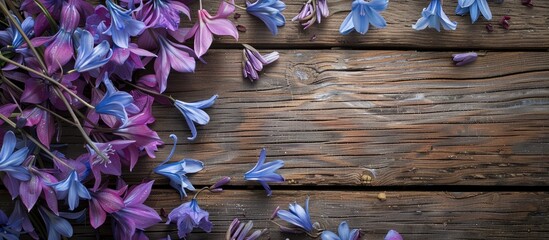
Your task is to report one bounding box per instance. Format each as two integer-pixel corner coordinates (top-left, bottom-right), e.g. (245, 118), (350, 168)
(413, 0), (457, 31)
(0, 16), (34, 49)
(95, 76), (139, 125)
(89, 186), (125, 229)
(0, 131), (30, 181)
(86, 140), (136, 190)
(154, 134), (204, 197)
(226, 218), (266, 240)
(104, 0), (146, 48)
(456, 0), (492, 23)
(155, 34), (196, 93)
(61, 0), (80, 31)
(32, 28), (73, 74)
(385, 230), (403, 240)
(452, 52), (478, 66)
(167, 199), (212, 239)
(112, 181), (161, 239)
(242, 44), (279, 82)
(73, 29), (113, 73)
(38, 206), (86, 240)
(246, 0), (286, 35)
(277, 197), (314, 233)
(0, 104), (17, 126)
(19, 164), (59, 213)
(184, 0), (239, 57)
(244, 148), (284, 196)
(8, 200), (37, 239)
(339, 0), (388, 35)
(292, 0), (329, 29)
(48, 170), (91, 210)
(174, 94), (217, 141)
(138, 0), (191, 31)
(320, 221), (360, 240)
(107, 43), (156, 81)
(0, 208), (21, 240)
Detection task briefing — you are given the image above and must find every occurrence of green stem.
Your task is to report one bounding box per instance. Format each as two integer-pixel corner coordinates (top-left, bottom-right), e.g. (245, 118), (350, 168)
(224, 0), (247, 10)
(4, 0), (23, 21)
(51, 86), (110, 163)
(0, 0), (48, 72)
(35, 105), (79, 126)
(193, 187), (210, 199)
(0, 72), (23, 93)
(0, 54), (95, 109)
(32, 0), (58, 32)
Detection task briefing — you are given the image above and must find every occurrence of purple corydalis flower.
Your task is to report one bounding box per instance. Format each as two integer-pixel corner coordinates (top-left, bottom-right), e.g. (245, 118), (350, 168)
(277, 197), (314, 233)
(184, 0), (239, 57)
(174, 94), (217, 141)
(452, 52), (477, 66)
(0, 16), (34, 49)
(73, 29), (113, 73)
(292, 0), (329, 29)
(0, 131), (30, 181)
(385, 230), (404, 240)
(154, 134), (204, 197)
(155, 34), (196, 93)
(246, 0), (286, 35)
(112, 181), (161, 239)
(244, 148), (284, 196)
(48, 170), (91, 210)
(139, 0), (190, 31)
(167, 198), (213, 239)
(413, 0), (457, 31)
(456, 0), (492, 23)
(104, 0), (146, 48)
(320, 221), (360, 240)
(95, 76), (138, 125)
(226, 218), (267, 240)
(339, 0), (388, 35)
(242, 44), (279, 82)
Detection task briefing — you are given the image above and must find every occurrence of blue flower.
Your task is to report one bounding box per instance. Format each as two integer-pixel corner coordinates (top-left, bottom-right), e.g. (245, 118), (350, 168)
(455, 0), (492, 23)
(95, 76), (138, 126)
(154, 134), (204, 198)
(38, 206), (86, 240)
(104, 0), (146, 48)
(174, 94), (217, 141)
(321, 221), (360, 240)
(339, 0), (388, 35)
(0, 15), (34, 49)
(244, 148), (284, 196)
(246, 0), (286, 35)
(0, 131), (30, 181)
(0, 208), (22, 240)
(74, 29), (113, 73)
(48, 170), (91, 210)
(167, 199), (212, 239)
(277, 197), (314, 233)
(413, 0), (457, 31)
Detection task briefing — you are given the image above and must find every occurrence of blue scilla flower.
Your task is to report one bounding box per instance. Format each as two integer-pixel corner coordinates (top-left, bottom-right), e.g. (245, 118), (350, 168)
(48, 170), (91, 211)
(277, 197), (314, 233)
(456, 0), (492, 23)
(413, 0), (457, 31)
(339, 0), (388, 35)
(174, 94), (217, 141)
(154, 134), (204, 198)
(104, 0), (146, 48)
(246, 0), (286, 35)
(0, 15), (34, 49)
(73, 29), (113, 73)
(0, 131), (30, 181)
(95, 76), (138, 126)
(244, 148), (284, 196)
(321, 221), (360, 240)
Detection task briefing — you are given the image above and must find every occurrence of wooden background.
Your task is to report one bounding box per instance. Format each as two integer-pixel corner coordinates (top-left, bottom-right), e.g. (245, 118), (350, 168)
(8, 0), (549, 239)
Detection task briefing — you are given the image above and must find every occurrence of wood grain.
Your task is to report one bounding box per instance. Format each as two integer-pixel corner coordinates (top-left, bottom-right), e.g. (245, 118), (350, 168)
(188, 0), (549, 50)
(65, 50), (549, 187)
(47, 190), (547, 239)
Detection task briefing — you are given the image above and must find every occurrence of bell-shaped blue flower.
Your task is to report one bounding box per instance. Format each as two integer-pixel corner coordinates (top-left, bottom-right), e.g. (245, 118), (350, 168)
(244, 148), (284, 196)
(74, 29), (113, 73)
(48, 170), (91, 210)
(277, 197), (314, 233)
(455, 0), (492, 23)
(320, 221), (360, 240)
(413, 0), (457, 31)
(154, 134), (204, 198)
(246, 0), (286, 35)
(167, 199), (212, 239)
(0, 131), (30, 181)
(174, 94), (217, 141)
(339, 0), (388, 35)
(0, 15), (34, 49)
(104, 0), (146, 48)
(95, 76), (138, 126)
(38, 206), (86, 240)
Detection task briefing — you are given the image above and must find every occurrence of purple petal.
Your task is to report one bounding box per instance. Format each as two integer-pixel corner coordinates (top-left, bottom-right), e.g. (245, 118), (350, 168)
(385, 229), (403, 240)
(124, 180), (154, 206)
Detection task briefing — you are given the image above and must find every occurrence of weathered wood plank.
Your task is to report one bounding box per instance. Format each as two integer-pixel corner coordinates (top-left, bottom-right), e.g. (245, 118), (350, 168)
(63, 190), (549, 239)
(189, 0), (549, 50)
(56, 50), (549, 187)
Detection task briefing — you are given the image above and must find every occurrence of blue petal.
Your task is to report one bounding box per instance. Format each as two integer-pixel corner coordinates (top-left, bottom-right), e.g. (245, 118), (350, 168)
(455, 5), (469, 15)
(338, 221), (350, 239)
(259, 181), (272, 196)
(320, 231), (341, 240)
(277, 210), (307, 230)
(366, 7), (387, 28)
(470, 2), (479, 23)
(182, 95), (218, 109)
(459, 0), (475, 7)
(339, 12), (355, 35)
(0, 131), (16, 163)
(366, 0), (389, 11)
(352, 5), (369, 34)
(477, 0), (492, 20)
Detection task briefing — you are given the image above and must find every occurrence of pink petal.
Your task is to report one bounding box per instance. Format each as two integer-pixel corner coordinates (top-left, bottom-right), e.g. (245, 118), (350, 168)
(37, 111), (55, 148)
(205, 18), (239, 40)
(20, 79), (48, 104)
(214, 0), (235, 18)
(20, 174), (42, 211)
(89, 198), (107, 229)
(194, 11), (214, 57)
(154, 49), (171, 93)
(124, 180), (154, 206)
